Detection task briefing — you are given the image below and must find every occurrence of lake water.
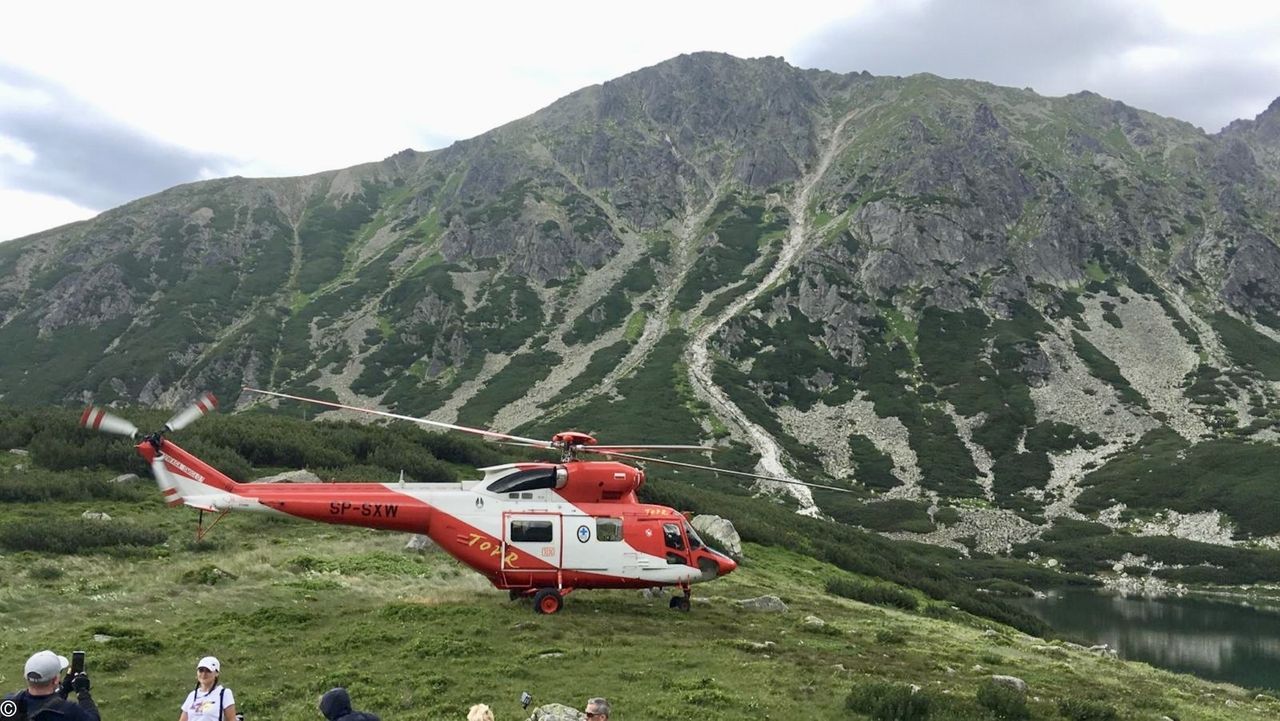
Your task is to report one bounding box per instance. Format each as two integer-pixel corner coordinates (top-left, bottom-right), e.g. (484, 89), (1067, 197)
(1017, 588), (1280, 691)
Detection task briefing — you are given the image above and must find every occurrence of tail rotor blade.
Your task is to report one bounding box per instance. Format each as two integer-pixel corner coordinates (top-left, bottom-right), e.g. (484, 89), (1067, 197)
(79, 406), (139, 439)
(599, 450), (854, 493)
(163, 392), (218, 433)
(150, 456), (182, 506)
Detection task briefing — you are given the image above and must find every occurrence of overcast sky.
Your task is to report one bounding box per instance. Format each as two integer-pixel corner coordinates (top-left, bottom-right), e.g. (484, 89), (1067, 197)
(2, 0), (1278, 242)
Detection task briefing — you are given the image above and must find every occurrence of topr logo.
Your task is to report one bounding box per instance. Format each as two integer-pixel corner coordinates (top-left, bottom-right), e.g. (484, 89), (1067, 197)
(577, 524), (591, 543)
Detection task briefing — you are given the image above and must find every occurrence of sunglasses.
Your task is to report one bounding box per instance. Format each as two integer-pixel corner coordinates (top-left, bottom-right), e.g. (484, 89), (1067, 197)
(586, 713), (605, 719)
(197, 668), (215, 673)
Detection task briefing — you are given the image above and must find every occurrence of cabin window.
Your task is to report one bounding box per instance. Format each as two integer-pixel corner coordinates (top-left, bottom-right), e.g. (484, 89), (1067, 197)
(510, 519), (554, 542)
(596, 517), (623, 542)
(489, 468), (559, 493)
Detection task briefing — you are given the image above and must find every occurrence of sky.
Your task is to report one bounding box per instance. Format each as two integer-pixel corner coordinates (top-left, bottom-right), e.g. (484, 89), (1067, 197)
(1, 0), (1278, 242)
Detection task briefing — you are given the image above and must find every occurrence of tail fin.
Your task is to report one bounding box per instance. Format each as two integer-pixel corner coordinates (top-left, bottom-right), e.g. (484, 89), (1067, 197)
(152, 439), (241, 510)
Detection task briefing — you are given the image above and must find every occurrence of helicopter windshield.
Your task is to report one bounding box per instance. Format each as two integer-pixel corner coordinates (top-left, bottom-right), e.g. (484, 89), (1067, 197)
(683, 521), (704, 550)
(488, 467), (562, 494)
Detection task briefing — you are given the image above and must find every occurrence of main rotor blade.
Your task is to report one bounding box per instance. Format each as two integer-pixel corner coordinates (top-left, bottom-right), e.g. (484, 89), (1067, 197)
(80, 406), (139, 439)
(587, 444), (717, 453)
(600, 451), (855, 493)
(244, 388), (553, 449)
(163, 391), (218, 432)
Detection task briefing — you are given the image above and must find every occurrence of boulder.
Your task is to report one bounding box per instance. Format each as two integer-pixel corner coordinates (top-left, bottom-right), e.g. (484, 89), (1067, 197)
(254, 469), (321, 483)
(526, 703), (583, 721)
(690, 514), (743, 560)
(735, 595), (788, 613)
(111, 473), (140, 483)
(9, 448), (29, 456)
(989, 675), (1028, 694)
(81, 511), (112, 521)
(802, 615), (826, 628)
(1088, 643), (1118, 658)
(404, 534), (438, 553)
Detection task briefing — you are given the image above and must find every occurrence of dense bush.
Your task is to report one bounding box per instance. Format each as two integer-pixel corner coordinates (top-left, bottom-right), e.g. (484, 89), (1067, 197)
(826, 577), (919, 611)
(0, 517), (166, 553)
(846, 681), (931, 721)
(3, 404), (508, 484)
(0, 474), (150, 503)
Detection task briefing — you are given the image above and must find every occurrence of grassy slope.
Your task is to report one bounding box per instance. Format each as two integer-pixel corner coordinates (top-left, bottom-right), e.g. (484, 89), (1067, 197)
(0, 454), (1275, 720)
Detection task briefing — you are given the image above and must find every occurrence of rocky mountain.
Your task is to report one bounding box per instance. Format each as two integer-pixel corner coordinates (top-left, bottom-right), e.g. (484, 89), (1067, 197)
(5, 53), (1280, 569)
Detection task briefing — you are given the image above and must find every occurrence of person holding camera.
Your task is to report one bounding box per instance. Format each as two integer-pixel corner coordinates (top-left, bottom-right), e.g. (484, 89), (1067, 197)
(179, 656), (237, 721)
(319, 687), (379, 721)
(3, 650), (99, 721)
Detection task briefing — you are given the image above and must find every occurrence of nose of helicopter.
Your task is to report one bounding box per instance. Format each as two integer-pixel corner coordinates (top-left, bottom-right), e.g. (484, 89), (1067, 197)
(696, 548), (737, 581)
(717, 553), (738, 576)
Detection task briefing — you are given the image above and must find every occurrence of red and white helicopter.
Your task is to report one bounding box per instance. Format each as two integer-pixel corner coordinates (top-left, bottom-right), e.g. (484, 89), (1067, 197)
(81, 388), (847, 613)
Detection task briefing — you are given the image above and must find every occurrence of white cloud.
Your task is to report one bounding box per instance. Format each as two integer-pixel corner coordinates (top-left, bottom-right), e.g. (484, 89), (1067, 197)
(0, 0), (1277, 237)
(0, 135), (36, 166)
(0, 187), (98, 242)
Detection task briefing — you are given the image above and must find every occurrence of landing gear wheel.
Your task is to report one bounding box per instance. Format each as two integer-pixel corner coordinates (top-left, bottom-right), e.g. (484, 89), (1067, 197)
(669, 595), (691, 612)
(533, 588), (563, 614)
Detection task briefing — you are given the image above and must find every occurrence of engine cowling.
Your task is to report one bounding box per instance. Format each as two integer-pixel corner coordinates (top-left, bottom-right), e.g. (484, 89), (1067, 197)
(559, 461), (644, 504)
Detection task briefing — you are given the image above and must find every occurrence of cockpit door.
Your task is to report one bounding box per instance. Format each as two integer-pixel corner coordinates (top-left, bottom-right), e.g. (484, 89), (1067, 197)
(503, 511), (560, 575)
(661, 520), (689, 565)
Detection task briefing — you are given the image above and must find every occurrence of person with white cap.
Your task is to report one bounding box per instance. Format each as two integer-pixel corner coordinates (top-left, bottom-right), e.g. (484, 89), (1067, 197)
(178, 656), (237, 721)
(2, 650), (99, 721)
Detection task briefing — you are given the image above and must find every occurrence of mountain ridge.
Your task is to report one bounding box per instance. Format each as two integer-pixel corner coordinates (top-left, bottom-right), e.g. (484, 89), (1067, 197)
(4, 52), (1280, 569)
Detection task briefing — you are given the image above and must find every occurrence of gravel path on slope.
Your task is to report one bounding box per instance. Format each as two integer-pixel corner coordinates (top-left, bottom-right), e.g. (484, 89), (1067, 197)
(685, 108), (864, 515)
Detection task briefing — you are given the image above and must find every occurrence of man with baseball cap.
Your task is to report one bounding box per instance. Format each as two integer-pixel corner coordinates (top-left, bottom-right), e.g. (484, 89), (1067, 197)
(2, 650), (99, 721)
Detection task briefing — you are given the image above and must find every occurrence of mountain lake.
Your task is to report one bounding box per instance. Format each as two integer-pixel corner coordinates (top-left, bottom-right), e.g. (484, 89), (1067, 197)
(1018, 588), (1280, 692)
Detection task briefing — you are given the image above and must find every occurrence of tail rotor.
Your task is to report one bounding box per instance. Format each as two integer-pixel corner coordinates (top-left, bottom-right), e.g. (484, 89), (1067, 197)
(79, 406), (140, 440)
(80, 392), (218, 442)
(163, 391), (218, 433)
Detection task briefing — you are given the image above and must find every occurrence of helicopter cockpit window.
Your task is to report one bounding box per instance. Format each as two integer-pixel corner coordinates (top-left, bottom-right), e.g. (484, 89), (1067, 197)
(596, 517), (623, 542)
(683, 521), (704, 550)
(663, 522), (686, 565)
(662, 522), (685, 551)
(489, 468), (558, 494)
(510, 519), (554, 543)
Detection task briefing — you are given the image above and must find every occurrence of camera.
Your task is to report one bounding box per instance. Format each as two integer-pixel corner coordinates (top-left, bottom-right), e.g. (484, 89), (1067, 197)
(520, 691), (533, 709)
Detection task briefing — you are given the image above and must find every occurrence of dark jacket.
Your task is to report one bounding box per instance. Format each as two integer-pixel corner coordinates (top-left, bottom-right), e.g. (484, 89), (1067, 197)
(319, 687), (380, 721)
(3, 689), (100, 721)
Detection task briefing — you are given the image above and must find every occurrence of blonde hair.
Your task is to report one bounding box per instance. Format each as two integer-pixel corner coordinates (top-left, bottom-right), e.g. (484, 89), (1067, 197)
(467, 703), (494, 721)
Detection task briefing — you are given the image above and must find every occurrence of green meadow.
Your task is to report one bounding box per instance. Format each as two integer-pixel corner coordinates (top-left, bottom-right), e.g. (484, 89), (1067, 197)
(0, 423), (1277, 720)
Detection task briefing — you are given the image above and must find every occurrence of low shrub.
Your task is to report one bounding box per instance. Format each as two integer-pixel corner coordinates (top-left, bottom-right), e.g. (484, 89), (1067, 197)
(180, 564), (237, 586)
(1058, 697), (1119, 721)
(875, 628), (907, 645)
(846, 681), (931, 721)
(981, 579), (1035, 597)
(27, 562), (64, 581)
(976, 678), (1029, 720)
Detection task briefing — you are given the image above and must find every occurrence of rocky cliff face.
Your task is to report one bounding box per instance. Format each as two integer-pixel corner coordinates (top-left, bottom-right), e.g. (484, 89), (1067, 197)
(3, 53), (1280, 558)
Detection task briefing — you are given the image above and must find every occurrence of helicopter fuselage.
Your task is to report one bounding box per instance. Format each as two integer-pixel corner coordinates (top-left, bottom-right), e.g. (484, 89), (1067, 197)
(141, 438), (737, 596)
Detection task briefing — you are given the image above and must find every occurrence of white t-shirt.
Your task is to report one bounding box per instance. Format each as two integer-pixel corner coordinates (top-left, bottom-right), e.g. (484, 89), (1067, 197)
(181, 685), (235, 721)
